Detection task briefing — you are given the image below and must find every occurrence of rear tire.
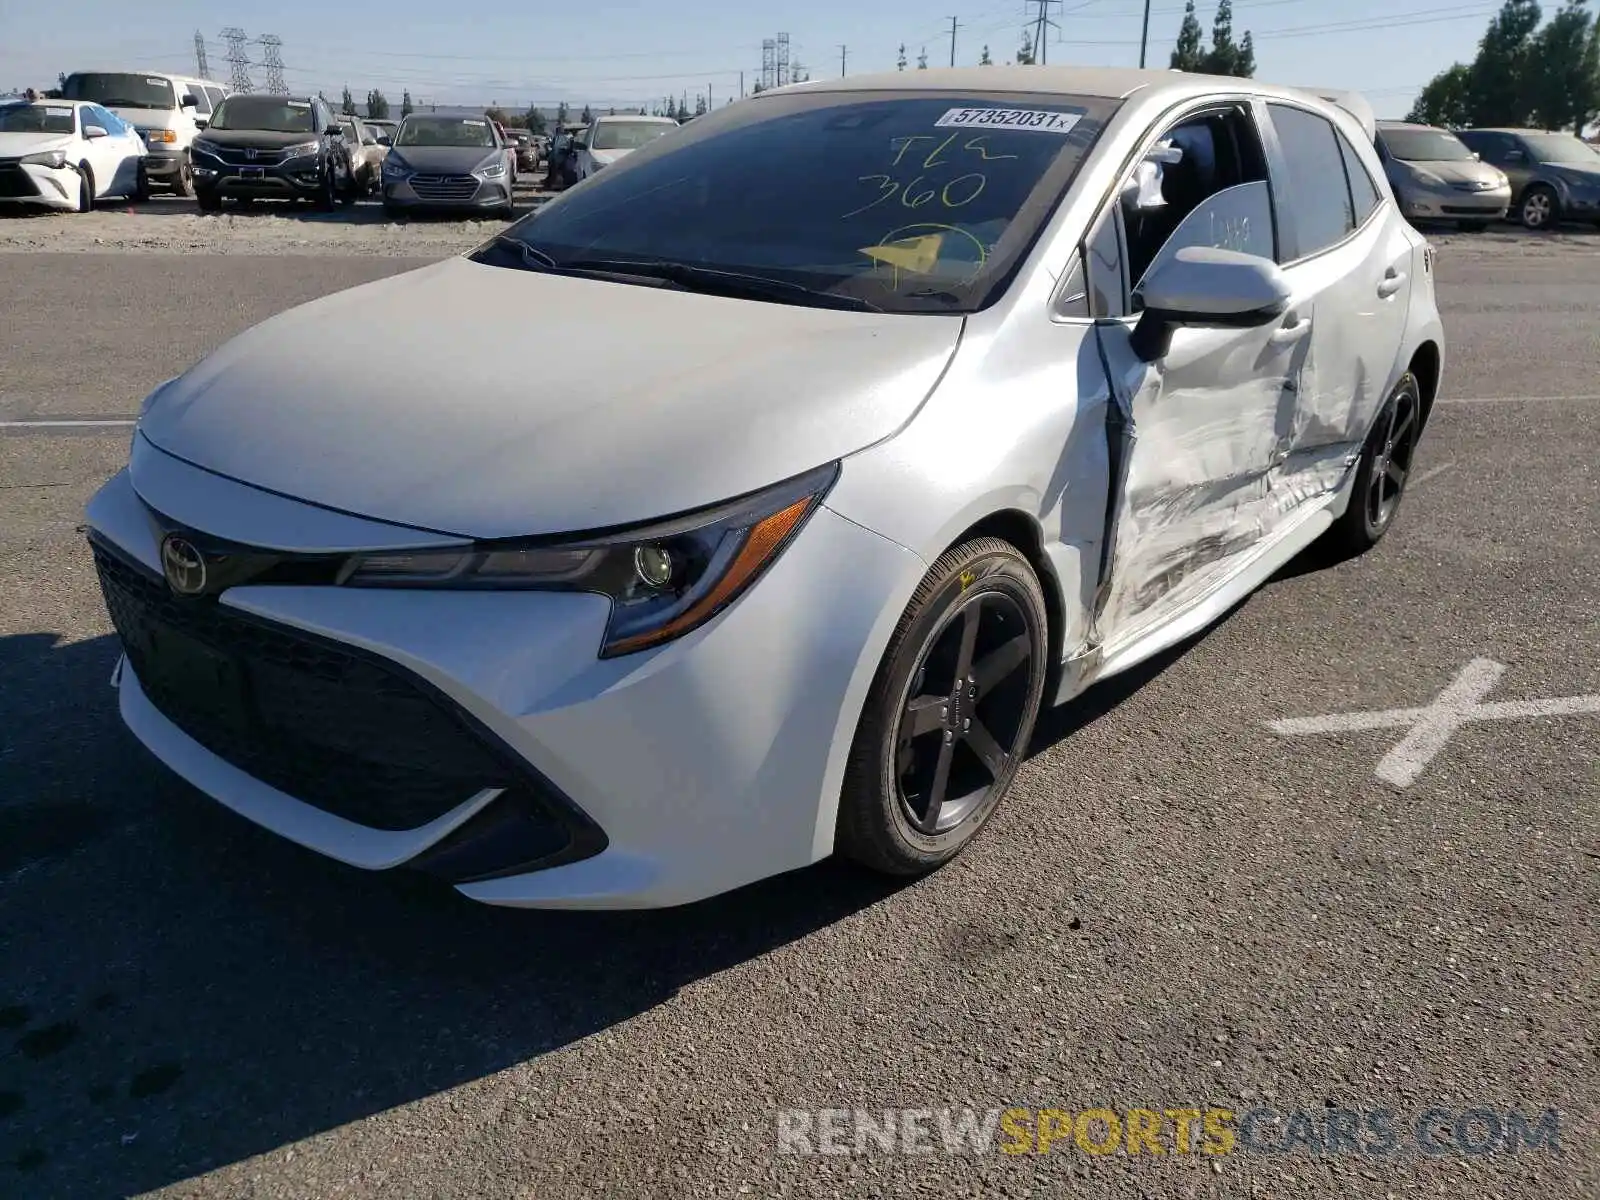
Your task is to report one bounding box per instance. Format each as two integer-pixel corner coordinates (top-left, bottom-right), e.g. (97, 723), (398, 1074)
(1323, 372), (1423, 559)
(836, 538), (1049, 877)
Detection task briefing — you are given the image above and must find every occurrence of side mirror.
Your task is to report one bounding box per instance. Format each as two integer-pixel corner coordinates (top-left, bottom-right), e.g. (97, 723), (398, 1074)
(180, 94), (198, 109)
(84, 124), (108, 139)
(1129, 246), (1293, 362)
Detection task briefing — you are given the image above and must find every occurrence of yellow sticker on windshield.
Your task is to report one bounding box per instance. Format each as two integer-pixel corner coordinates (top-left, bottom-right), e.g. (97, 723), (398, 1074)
(858, 233), (946, 275)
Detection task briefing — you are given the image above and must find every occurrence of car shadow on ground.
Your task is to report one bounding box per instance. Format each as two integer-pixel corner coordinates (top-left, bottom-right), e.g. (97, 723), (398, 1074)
(0, 630), (905, 1194)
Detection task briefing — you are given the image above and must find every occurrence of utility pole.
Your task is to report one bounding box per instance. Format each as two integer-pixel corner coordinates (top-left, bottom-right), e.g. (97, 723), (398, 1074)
(1139, 0), (1152, 68)
(839, 44), (848, 77)
(948, 16), (960, 67)
(1027, 0), (1060, 66)
(739, 70), (744, 98)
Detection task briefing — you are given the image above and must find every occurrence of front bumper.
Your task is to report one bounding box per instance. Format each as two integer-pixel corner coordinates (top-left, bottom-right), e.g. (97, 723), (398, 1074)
(383, 174), (511, 210)
(192, 156), (325, 197)
(85, 446), (923, 909)
(1398, 182), (1510, 220)
(0, 160), (77, 208)
(141, 149), (185, 179)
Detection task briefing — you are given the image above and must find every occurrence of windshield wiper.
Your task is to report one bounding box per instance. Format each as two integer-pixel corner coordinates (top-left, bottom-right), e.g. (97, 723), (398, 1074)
(553, 258), (884, 312)
(489, 235), (556, 269)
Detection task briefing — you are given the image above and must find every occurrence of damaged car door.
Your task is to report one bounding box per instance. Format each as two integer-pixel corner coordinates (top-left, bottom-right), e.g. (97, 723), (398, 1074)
(1086, 102), (1308, 648)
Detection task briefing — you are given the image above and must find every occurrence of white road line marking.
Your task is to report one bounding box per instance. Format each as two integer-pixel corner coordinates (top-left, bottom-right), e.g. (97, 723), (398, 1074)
(1410, 461), (1454, 487)
(1267, 658), (1600, 788)
(1438, 394), (1600, 405)
(0, 419), (135, 428)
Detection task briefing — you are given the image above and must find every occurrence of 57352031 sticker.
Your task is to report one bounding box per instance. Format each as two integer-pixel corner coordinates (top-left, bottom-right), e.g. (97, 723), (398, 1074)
(934, 107), (1082, 133)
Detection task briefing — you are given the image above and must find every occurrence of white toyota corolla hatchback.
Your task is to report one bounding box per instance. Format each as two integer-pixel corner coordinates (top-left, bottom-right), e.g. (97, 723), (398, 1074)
(88, 67), (1444, 909)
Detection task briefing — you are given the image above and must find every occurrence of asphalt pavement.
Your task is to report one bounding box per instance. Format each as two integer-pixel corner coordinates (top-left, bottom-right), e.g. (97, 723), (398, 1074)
(0, 237), (1595, 1198)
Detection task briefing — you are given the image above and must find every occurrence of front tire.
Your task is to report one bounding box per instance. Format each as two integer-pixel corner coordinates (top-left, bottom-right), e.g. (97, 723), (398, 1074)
(75, 165), (94, 213)
(195, 187), (222, 212)
(132, 160), (151, 203)
(836, 538), (1049, 877)
(1518, 185), (1558, 230)
(170, 159), (194, 198)
(1324, 372), (1423, 558)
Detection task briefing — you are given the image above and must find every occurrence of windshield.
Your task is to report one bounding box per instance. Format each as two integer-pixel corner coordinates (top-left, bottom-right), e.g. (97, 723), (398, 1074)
(0, 103), (75, 134)
(591, 120), (675, 151)
(209, 96), (315, 133)
(62, 72), (174, 111)
(398, 116), (495, 147)
(1379, 127), (1475, 163)
(1521, 132), (1597, 164)
(489, 92), (1115, 314)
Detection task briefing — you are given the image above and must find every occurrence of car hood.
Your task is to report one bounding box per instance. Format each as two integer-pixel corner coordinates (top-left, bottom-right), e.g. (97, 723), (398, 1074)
(108, 106), (179, 130)
(589, 147), (631, 166)
(387, 145), (499, 173)
(0, 132), (72, 158)
(1546, 162), (1600, 186)
(196, 128), (319, 150)
(137, 256), (962, 539)
(1402, 159), (1505, 186)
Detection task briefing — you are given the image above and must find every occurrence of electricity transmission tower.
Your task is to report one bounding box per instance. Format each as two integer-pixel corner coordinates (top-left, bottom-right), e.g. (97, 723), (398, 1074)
(258, 34), (288, 95)
(761, 39), (776, 90)
(193, 31), (210, 80)
(220, 28), (253, 92)
(1025, 0), (1062, 65)
(776, 33), (790, 86)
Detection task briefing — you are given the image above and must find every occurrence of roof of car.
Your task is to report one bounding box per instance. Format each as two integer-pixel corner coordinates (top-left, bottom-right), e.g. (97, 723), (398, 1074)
(761, 64), (1328, 101)
(1376, 121), (1444, 131)
(594, 113), (678, 122)
(1461, 127), (1582, 136)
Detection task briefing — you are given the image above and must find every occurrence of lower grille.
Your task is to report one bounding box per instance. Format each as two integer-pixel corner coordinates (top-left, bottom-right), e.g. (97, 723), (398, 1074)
(0, 163), (40, 199)
(409, 173), (480, 202)
(93, 541), (510, 831)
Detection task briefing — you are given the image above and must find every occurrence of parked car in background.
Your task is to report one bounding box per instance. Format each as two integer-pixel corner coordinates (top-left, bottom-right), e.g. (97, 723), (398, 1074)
(570, 114), (679, 182)
(510, 128), (538, 172)
(338, 115), (387, 193)
(365, 118), (399, 144)
(1374, 120), (1509, 231)
(59, 70), (223, 195)
(381, 113), (515, 218)
(189, 93), (358, 212)
(87, 68), (1443, 910)
(544, 123), (586, 187)
(0, 97), (148, 210)
(1456, 127), (1600, 229)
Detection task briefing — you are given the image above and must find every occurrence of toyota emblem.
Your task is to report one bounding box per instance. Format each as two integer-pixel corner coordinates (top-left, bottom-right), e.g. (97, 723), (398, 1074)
(161, 536), (208, 595)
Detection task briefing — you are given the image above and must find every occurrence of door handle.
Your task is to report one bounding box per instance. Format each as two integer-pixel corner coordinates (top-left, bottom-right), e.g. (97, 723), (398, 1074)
(1377, 268), (1407, 298)
(1270, 315), (1312, 346)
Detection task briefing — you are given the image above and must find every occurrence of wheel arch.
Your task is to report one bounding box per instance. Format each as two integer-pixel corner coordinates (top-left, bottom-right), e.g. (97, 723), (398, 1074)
(1407, 339), (1442, 432)
(943, 508), (1067, 691)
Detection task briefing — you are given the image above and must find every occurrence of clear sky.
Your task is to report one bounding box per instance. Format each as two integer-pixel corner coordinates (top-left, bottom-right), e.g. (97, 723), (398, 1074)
(1, 0), (1506, 119)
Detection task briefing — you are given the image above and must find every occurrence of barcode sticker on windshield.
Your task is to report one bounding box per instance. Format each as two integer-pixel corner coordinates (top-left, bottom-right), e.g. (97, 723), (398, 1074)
(462, 119), (486, 125)
(46, 106), (71, 116)
(287, 101), (309, 108)
(934, 107), (1082, 133)
(146, 78), (165, 86)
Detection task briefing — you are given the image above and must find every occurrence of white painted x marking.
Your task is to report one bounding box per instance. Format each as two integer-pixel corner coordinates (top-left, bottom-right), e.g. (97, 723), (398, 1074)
(1268, 658), (1600, 787)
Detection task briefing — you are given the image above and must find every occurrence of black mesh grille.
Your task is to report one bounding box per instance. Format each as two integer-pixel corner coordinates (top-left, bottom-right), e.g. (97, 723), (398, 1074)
(93, 540), (511, 831)
(0, 163), (40, 199)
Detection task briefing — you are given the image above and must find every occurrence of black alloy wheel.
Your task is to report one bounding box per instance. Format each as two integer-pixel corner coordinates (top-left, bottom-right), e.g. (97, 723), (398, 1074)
(1325, 371), (1423, 557)
(837, 538), (1049, 876)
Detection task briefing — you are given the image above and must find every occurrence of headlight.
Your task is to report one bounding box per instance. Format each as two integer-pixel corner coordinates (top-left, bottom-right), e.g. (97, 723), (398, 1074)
(479, 158), (506, 179)
(283, 141), (320, 159)
(340, 463), (839, 657)
(190, 139), (220, 158)
(382, 156), (412, 178)
(144, 129), (177, 145)
(20, 150), (68, 169)
(1410, 168), (1445, 186)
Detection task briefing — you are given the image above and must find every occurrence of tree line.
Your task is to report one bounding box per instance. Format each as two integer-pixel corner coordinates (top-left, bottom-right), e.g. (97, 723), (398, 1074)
(1409, 0), (1600, 130)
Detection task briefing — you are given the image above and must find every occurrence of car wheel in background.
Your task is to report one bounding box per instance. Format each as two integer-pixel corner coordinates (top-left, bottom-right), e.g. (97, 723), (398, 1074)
(836, 537), (1049, 877)
(195, 188), (222, 213)
(1518, 185), (1558, 230)
(171, 160), (194, 198)
(1324, 371), (1423, 558)
(132, 160), (151, 203)
(75, 165), (94, 213)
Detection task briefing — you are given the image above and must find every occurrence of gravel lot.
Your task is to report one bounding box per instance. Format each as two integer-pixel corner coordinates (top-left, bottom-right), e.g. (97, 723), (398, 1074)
(0, 224), (1595, 1199)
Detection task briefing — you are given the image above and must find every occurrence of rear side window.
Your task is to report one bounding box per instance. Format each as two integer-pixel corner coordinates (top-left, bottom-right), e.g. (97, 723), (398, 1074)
(1267, 103), (1355, 259)
(1336, 130), (1382, 223)
(185, 85), (212, 115)
(205, 86), (226, 109)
